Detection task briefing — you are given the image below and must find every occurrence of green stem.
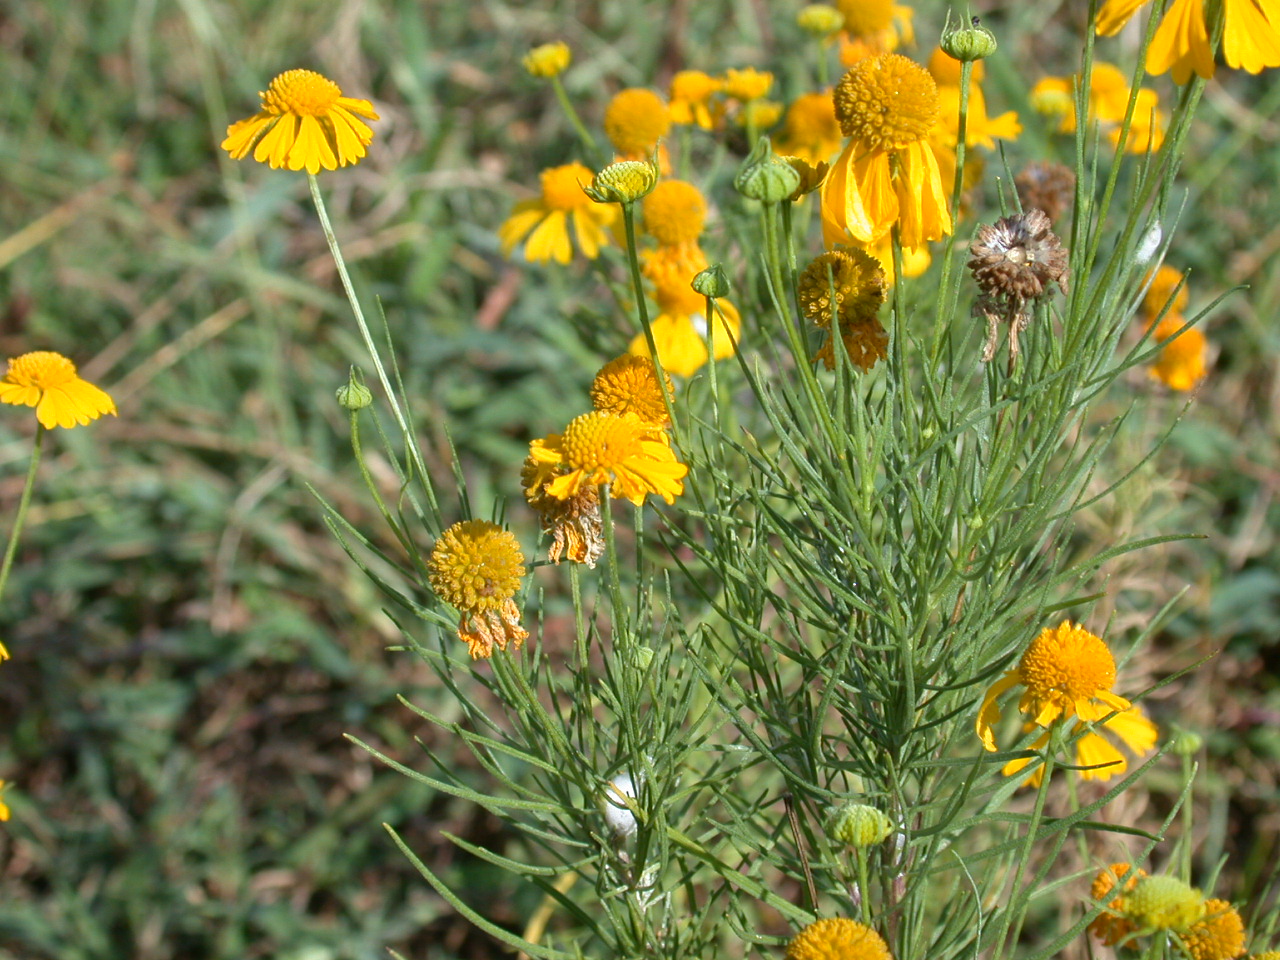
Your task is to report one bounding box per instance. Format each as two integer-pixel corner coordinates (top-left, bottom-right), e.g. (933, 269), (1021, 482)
(854, 845), (873, 925)
(620, 204), (681, 446)
(0, 425), (45, 614)
(929, 59), (973, 366)
(306, 173), (441, 525)
(815, 40), (830, 88)
(550, 75), (599, 159)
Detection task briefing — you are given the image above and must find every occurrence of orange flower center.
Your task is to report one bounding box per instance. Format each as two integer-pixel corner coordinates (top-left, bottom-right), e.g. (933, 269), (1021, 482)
(5, 351), (77, 389)
(261, 69), (343, 117)
(642, 180), (707, 246)
(604, 88), (671, 156)
(427, 520), (525, 613)
(835, 0), (896, 37)
(671, 70), (721, 104)
(541, 163), (593, 211)
(833, 53), (939, 149)
(1017, 621), (1117, 703)
(561, 412), (646, 471)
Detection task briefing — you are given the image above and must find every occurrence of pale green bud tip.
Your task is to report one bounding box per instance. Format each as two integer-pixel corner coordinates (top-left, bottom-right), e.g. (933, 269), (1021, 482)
(1123, 876), (1204, 931)
(941, 17), (998, 62)
(733, 136), (800, 204)
(825, 801), (894, 847)
(632, 645), (655, 670)
(797, 4), (844, 37)
(522, 41), (571, 78)
(692, 265), (731, 299)
(1171, 728), (1203, 756)
(583, 158), (659, 204)
(336, 374), (373, 410)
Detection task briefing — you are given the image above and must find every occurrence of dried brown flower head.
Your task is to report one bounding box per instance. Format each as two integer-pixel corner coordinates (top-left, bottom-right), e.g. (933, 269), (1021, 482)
(1015, 162), (1076, 225)
(968, 209), (1070, 304)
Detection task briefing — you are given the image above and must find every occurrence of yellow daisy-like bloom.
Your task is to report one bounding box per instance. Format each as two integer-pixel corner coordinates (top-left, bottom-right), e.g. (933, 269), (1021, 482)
(669, 70), (723, 129)
(821, 54), (952, 249)
(722, 67), (774, 102)
(527, 412), (687, 507)
(590, 355), (673, 427)
(628, 301), (741, 378)
(221, 69), (379, 174)
(1181, 900), (1247, 960)
(1089, 863), (1148, 946)
(786, 918), (893, 960)
(604, 88), (671, 158)
(1144, 264), (1189, 318)
(736, 99), (784, 130)
(0, 351), (117, 430)
(1150, 315), (1208, 391)
(798, 248), (887, 327)
(977, 621), (1159, 782)
(933, 84), (1022, 151)
(1097, 0), (1280, 83)
(1032, 64), (1165, 155)
(523, 41), (571, 78)
(1124, 876), (1205, 932)
(522, 457), (604, 567)
(642, 180), (707, 248)
(498, 163), (619, 264)
(427, 520), (528, 659)
(835, 0), (914, 55)
(776, 91), (843, 166)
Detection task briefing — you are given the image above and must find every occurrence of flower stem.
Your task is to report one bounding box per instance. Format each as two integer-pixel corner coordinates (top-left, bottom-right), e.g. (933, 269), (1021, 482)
(621, 203), (680, 445)
(0, 424), (45, 614)
(550, 75), (599, 159)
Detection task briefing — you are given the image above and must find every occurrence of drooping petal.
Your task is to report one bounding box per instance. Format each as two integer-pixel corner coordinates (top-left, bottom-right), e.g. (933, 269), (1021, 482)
(221, 114), (275, 159)
(976, 672), (1021, 751)
(1103, 706), (1159, 755)
(1075, 730), (1128, 781)
(1096, 0), (1152, 36)
(497, 203), (547, 256)
(895, 141), (951, 248)
(1223, 0), (1280, 74)
(524, 211), (572, 264)
(1147, 0), (1215, 83)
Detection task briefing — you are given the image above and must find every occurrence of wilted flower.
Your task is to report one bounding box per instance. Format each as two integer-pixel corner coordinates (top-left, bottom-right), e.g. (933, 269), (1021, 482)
(427, 520), (528, 659)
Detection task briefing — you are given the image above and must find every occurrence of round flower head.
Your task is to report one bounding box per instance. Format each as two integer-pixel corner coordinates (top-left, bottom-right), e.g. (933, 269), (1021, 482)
(798, 248), (887, 328)
(0, 351), (116, 430)
(825, 802), (894, 847)
(523, 41), (571, 78)
(498, 162), (618, 264)
(221, 69), (379, 174)
(787, 918), (893, 960)
(777, 91), (843, 166)
(969, 209), (1070, 305)
(642, 180), (707, 248)
(522, 457), (604, 567)
(604, 88), (671, 158)
(428, 520), (528, 659)
(527, 412), (687, 506)
(835, 0), (897, 39)
(1181, 900), (1246, 960)
(822, 55), (951, 248)
(1089, 863), (1148, 946)
(1124, 876), (1205, 932)
(1150, 315), (1208, 391)
(669, 70), (722, 129)
(1144, 264), (1189, 318)
(722, 67), (774, 101)
(798, 5), (846, 38)
(1015, 162), (1077, 225)
(977, 621), (1158, 783)
(590, 355), (674, 427)
(736, 99), (784, 130)
(585, 158), (660, 205)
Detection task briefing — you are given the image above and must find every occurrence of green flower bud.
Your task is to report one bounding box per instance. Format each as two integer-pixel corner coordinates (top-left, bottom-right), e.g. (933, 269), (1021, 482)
(692, 265), (731, 299)
(825, 801), (894, 847)
(733, 136), (801, 204)
(941, 16), (998, 62)
(797, 4), (845, 38)
(336, 370), (373, 410)
(1171, 727), (1202, 756)
(583, 156), (659, 204)
(1124, 876), (1204, 932)
(632, 645), (655, 671)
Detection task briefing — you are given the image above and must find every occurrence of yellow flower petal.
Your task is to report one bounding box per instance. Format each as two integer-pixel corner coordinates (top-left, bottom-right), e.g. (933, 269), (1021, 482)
(1147, 0), (1215, 83)
(1223, 0), (1280, 74)
(1075, 730), (1128, 780)
(524, 210), (572, 264)
(1096, 0), (1152, 36)
(976, 672), (1021, 751)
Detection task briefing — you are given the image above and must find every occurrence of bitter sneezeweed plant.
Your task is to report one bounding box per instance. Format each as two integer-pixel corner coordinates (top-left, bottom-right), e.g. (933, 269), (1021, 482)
(214, 1), (1272, 957)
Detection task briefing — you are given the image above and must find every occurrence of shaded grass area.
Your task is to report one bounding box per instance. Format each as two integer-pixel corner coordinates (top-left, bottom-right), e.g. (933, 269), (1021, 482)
(0, 0), (1279, 957)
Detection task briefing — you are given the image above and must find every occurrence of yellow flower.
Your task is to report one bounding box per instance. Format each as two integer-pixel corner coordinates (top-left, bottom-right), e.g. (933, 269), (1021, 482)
(604, 88), (671, 158)
(527, 412), (687, 506)
(798, 5), (846, 38)
(590, 355), (673, 427)
(1149, 315), (1208, 391)
(522, 458), (604, 567)
(221, 69), (379, 174)
(642, 180), (707, 248)
(798, 248), (886, 328)
(821, 54), (952, 249)
(776, 91), (844, 165)
(860, 235), (932, 285)
(427, 520), (528, 659)
(1124, 876), (1205, 932)
(735, 99), (783, 130)
(722, 67), (774, 101)
(834, 0), (914, 52)
(1144, 264), (1189, 318)
(669, 70), (723, 129)
(1181, 900), (1247, 960)
(977, 621), (1159, 782)
(1109, 88), (1166, 153)
(933, 84), (1021, 151)
(523, 41), (571, 78)
(498, 163), (618, 264)
(628, 301), (741, 378)
(1031, 64), (1165, 155)
(783, 156), (831, 201)
(0, 781), (9, 821)
(1097, 0), (1280, 82)
(1090, 863), (1148, 946)
(928, 46), (986, 86)
(0, 351), (116, 430)
(786, 918), (893, 960)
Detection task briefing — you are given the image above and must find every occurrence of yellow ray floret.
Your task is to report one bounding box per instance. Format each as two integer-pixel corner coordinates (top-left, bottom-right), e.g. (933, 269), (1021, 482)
(0, 351), (117, 430)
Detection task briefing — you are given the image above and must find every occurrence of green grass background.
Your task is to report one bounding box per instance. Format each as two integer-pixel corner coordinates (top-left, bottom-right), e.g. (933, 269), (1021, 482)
(0, 0), (1278, 957)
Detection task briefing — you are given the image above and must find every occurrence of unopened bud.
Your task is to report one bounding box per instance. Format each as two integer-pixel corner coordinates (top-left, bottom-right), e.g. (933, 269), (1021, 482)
(692, 265), (731, 299)
(336, 370), (373, 410)
(825, 801), (894, 847)
(522, 41), (571, 78)
(797, 4), (845, 38)
(941, 16), (998, 62)
(583, 157), (659, 204)
(733, 136), (800, 204)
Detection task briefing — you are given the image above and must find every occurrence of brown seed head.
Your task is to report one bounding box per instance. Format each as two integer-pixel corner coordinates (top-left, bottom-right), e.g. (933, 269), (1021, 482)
(1015, 162), (1077, 225)
(968, 209), (1069, 304)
